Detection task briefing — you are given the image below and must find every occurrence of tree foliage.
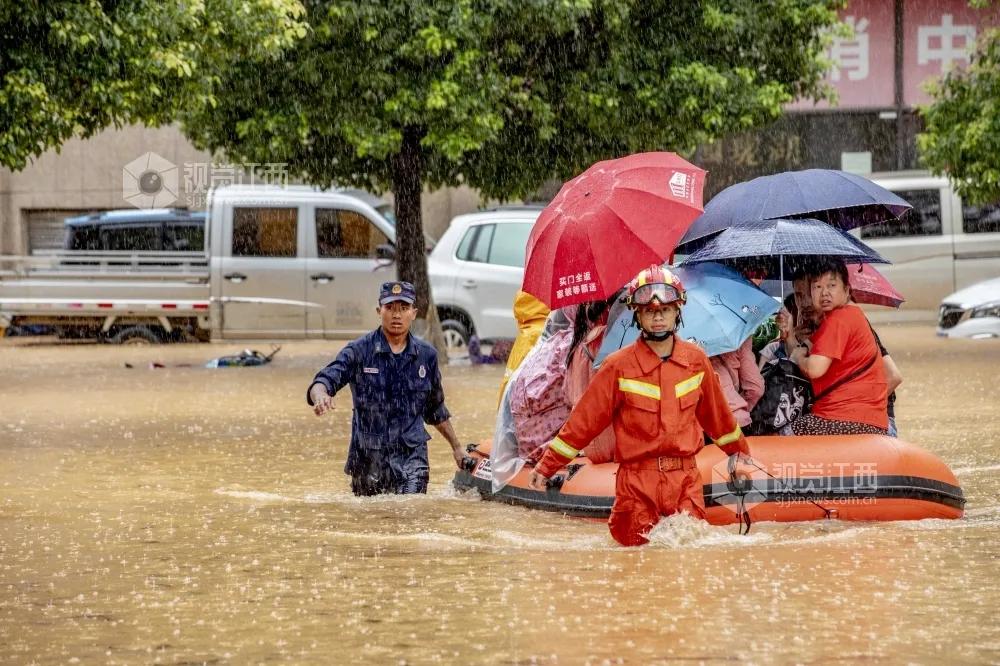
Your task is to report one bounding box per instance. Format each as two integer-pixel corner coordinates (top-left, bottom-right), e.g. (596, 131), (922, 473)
(918, 13), (1000, 204)
(0, 0), (307, 171)
(181, 0), (842, 331)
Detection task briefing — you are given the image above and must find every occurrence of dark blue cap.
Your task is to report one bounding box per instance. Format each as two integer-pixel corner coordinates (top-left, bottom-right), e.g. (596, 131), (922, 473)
(379, 280), (416, 305)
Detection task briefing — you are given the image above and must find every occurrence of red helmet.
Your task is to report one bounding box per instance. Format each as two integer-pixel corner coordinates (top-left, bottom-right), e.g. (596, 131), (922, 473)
(626, 265), (686, 308)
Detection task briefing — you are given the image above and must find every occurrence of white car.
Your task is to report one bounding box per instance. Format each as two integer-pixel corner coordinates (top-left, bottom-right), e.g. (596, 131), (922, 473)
(429, 207), (542, 349)
(937, 277), (1000, 339)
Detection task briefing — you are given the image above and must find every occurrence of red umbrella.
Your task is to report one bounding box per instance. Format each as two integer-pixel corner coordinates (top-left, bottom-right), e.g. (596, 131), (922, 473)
(523, 152), (706, 308)
(850, 263), (905, 308)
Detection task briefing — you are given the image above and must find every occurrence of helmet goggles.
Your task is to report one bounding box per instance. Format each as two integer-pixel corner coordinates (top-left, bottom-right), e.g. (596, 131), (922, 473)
(630, 283), (682, 307)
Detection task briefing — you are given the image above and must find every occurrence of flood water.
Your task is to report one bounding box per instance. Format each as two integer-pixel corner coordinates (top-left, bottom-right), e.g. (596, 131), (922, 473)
(2, 323), (998, 664)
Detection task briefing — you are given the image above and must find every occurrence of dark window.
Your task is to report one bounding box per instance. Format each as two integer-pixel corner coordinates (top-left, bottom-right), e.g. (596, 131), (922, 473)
(166, 223), (205, 251)
(962, 199), (1000, 234)
(101, 224), (163, 251)
(860, 189), (942, 239)
(487, 222), (533, 267)
(232, 207), (297, 257)
(469, 224), (495, 263)
(67, 225), (101, 250)
(315, 209), (389, 258)
(455, 226), (479, 261)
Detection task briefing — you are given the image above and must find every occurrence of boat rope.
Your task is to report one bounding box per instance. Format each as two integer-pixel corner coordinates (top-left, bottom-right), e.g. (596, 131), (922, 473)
(742, 455), (837, 521)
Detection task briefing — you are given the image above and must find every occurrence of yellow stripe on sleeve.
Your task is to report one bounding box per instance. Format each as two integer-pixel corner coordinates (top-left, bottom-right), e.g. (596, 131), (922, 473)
(549, 437), (581, 460)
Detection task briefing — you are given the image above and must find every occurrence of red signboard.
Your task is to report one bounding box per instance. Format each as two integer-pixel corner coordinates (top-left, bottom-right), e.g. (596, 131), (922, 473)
(790, 0), (999, 111)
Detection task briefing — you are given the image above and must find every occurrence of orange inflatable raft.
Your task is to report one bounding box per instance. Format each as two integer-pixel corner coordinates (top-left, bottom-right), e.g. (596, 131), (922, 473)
(452, 435), (965, 525)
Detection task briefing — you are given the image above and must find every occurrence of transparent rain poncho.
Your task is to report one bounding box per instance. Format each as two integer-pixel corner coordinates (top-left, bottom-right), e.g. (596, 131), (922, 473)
(491, 308), (574, 493)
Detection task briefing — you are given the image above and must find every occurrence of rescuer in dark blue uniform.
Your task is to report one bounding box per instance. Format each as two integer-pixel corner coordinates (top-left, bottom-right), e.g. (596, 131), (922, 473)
(307, 281), (465, 495)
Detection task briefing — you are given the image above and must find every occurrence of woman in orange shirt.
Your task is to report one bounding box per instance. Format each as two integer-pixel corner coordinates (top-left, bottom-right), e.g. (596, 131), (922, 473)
(788, 258), (888, 435)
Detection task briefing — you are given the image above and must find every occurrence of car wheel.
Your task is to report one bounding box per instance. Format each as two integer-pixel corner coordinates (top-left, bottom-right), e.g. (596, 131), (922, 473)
(108, 325), (164, 345)
(440, 319), (470, 353)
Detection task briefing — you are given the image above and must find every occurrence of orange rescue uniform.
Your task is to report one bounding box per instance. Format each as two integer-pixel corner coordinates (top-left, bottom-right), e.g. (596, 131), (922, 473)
(535, 337), (749, 546)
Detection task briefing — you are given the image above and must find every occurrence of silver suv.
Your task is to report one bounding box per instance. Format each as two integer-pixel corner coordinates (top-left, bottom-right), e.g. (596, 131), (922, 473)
(429, 207), (541, 349)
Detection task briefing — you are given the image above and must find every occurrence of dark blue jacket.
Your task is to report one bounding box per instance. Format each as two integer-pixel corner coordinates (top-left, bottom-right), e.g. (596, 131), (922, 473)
(307, 329), (450, 474)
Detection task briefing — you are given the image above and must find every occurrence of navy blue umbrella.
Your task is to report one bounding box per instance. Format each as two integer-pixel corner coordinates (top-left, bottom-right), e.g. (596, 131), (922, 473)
(680, 169), (912, 245)
(679, 217), (889, 282)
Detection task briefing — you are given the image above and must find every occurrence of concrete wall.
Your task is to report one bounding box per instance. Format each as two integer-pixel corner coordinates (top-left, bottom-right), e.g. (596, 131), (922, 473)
(0, 124), (485, 255)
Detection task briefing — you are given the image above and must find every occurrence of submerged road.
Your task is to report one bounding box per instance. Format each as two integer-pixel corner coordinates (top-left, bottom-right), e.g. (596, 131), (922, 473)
(1, 323), (998, 663)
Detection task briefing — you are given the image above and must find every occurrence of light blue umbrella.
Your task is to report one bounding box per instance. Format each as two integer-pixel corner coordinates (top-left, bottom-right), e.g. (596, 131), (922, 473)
(594, 262), (779, 367)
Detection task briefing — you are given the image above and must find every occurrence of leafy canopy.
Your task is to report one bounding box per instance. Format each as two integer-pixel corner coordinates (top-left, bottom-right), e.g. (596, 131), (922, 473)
(0, 0), (307, 171)
(181, 0), (843, 200)
(918, 4), (1000, 205)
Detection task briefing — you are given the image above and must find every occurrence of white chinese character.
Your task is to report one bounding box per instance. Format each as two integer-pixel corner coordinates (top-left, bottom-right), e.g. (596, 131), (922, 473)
(776, 462), (797, 483)
(210, 163), (237, 189)
(183, 162), (211, 195)
(829, 16), (870, 82)
(572, 285), (581, 295)
(918, 14), (976, 72)
(854, 462), (878, 493)
(583, 271), (591, 281)
(241, 163), (260, 185)
(556, 289), (564, 300)
(800, 463), (824, 479)
(575, 273), (583, 284)
(566, 274), (575, 285)
(261, 162), (289, 187)
(559, 276), (567, 287)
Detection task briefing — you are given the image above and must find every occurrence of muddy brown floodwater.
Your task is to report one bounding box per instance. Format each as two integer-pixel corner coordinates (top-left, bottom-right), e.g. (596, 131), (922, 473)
(1, 323), (999, 664)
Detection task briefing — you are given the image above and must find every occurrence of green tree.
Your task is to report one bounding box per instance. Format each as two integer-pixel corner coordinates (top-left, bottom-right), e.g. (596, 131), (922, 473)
(181, 0), (842, 346)
(0, 0), (307, 171)
(918, 3), (1000, 204)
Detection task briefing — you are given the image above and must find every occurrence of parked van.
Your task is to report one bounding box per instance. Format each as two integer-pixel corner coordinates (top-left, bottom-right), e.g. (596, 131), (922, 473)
(861, 171), (1000, 312)
(64, 209), (206, 252)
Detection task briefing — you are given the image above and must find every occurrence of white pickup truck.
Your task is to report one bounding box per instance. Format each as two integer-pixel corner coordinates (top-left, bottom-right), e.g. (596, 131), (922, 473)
(0, 186), (400, 343)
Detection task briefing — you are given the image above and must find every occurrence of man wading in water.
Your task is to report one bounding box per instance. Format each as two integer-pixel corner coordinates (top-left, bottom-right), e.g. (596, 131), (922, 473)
(307, 281), (465, 495)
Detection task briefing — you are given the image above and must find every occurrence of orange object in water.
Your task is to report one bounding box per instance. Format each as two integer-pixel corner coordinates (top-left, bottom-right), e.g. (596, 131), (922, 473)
(454, 435), (965, 525)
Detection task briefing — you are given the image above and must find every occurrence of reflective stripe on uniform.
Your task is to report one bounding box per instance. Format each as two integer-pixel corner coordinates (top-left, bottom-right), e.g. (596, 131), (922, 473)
(713, 425), (743, 447)
(674, 371), (705, 398)
(618, 378), (662, 400)
(549, 437), (581, 459)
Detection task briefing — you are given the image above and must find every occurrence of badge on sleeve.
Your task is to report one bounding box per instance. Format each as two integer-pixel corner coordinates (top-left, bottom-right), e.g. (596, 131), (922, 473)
(418, 365), (427, 378)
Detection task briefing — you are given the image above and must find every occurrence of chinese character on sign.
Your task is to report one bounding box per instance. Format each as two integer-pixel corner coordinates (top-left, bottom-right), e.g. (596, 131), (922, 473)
(918, 14), (976, 72)
(559, 277), (567, 287)
(556, 289), (564, 300)
(829, 16), (870, 82)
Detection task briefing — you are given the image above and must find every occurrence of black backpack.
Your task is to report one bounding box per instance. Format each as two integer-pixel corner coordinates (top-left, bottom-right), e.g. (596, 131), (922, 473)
(746, 358), (813, 435)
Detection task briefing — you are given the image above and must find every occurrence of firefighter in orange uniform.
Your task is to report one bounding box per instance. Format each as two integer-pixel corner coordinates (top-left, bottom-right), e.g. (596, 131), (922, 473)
(529, 265), (750, 546)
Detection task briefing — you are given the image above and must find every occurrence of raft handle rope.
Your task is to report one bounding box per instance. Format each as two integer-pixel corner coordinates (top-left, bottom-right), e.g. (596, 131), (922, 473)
(739, 454), (838, 522)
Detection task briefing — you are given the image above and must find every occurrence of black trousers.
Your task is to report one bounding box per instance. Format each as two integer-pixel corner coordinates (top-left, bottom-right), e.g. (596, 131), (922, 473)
(350, 441), (430, 496)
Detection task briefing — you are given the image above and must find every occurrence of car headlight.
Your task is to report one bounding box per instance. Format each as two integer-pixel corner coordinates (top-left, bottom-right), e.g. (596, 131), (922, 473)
(970, 302), (1000, 319)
